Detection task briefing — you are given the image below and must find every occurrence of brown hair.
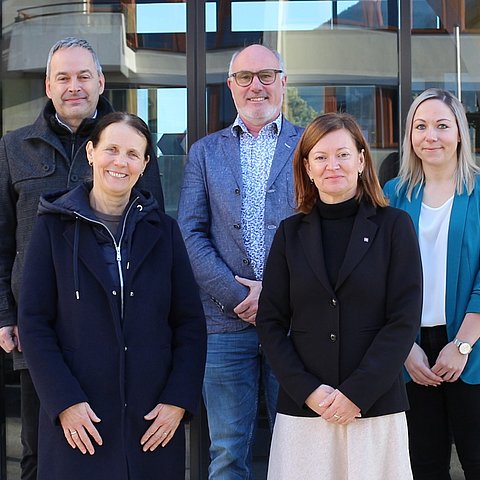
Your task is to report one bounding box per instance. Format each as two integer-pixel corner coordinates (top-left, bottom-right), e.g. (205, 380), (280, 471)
(89, 112), (152, 161)
(294, 113), (388, 213)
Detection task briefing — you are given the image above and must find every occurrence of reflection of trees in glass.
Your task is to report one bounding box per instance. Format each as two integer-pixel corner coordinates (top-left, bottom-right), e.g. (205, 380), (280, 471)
(285, 86), (318, 127)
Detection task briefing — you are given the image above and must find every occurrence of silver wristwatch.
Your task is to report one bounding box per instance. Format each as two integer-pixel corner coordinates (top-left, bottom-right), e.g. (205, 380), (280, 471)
(453, 338), (473, 355)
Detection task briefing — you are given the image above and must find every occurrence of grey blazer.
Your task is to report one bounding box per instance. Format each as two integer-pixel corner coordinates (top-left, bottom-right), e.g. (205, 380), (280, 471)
(178, 117), (303, 333)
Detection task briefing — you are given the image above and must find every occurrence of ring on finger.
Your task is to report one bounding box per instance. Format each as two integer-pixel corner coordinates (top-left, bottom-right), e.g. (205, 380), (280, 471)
(70, 430), (78, 436)
(333, 413), (341, 420)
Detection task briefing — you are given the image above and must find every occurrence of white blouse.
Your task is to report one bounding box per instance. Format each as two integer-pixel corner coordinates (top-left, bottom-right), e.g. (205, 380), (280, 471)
(418, 196), (454, 327)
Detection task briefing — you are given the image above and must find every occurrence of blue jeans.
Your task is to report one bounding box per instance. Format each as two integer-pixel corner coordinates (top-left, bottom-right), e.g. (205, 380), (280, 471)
(203, 327), (279, 480)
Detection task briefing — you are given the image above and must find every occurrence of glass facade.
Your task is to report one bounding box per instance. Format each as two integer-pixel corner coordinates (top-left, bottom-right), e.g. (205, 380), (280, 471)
(1, 1), (480, 478)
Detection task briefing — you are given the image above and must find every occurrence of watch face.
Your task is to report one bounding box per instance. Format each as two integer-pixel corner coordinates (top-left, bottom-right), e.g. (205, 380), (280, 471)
(459, 342), (472, 354)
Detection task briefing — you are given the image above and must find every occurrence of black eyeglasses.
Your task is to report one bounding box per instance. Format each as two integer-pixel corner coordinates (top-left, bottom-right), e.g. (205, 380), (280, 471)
(228, 69), (283, 87)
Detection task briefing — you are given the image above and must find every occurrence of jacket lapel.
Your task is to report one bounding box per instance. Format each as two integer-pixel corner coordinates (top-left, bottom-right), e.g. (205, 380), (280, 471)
(221, 129), (243, 188)
(25, 116), (68, 160)
(221, 118), (300, 191)
(125, 221), (163, 280)
(267, 119), (299, 189)
(404, 184), (423, 234)
(298, 211), (335, 296)
(335, 202), (378, 291)
(446, 190), (469, 322)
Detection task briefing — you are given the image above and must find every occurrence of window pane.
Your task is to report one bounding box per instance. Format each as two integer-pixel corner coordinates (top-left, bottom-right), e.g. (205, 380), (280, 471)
(411, 0), (480, 156)
(1, 2), (187, 476)
(206, 0), (399, 174)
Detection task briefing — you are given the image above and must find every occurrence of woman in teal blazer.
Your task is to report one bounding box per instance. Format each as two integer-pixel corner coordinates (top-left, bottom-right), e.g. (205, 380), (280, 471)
(384, 88), (480, 480)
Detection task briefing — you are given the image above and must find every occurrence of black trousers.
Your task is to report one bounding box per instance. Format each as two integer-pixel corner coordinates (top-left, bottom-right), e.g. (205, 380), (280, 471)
(20, 369), (40, 480)
(406, 325), (480, 480)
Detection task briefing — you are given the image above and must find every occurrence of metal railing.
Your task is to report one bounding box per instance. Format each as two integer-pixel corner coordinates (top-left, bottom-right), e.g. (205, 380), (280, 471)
(15, 2), (122, 23)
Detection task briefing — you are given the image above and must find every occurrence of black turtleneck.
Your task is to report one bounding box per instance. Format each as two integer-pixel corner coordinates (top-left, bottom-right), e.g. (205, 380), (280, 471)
(316, 197), (359, 287)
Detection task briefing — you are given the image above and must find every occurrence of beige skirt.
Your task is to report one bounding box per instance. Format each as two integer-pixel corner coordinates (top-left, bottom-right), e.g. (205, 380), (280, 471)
(267, 412), (413, 480)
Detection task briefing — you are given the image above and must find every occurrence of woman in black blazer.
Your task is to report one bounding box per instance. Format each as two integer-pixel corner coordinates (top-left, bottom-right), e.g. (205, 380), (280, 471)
(257, 113), (422, 479)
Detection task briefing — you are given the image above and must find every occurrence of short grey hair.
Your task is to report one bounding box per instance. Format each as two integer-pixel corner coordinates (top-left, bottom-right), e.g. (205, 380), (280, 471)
(46, 37), (102, 78)
(228, 45), (286, 77)
(397, 88), (479, 199)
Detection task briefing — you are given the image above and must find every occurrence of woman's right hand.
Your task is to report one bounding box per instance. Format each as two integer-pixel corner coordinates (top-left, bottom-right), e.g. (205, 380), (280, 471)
(404, 343), (443, 386)
(59, 402), (103, 455)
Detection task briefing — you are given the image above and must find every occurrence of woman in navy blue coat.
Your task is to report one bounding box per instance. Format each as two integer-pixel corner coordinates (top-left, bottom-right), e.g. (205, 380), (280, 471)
(19, 112), (206, 480)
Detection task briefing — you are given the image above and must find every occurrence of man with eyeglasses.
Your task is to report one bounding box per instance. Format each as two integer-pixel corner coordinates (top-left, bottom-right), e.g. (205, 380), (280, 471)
(178, 44), (302, 479)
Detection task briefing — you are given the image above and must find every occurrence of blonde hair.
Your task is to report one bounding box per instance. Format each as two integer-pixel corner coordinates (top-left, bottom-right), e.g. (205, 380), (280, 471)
(397, 88), (479, 199)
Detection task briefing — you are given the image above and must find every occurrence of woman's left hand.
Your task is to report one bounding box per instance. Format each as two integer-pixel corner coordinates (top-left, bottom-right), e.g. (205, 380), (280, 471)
(319, 389), (361, 425)
(431, 342), (468, 382)
(141, 403), (185, 451)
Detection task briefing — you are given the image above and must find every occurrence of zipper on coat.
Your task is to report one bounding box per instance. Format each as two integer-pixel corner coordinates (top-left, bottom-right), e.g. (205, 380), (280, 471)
(73, 196), (139, 321)
(115, 244), (125, 321)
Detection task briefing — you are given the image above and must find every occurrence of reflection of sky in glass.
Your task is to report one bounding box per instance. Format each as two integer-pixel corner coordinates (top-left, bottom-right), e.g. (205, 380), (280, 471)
(137, 89), (149, 125)
(137, 2), (360, 34)
(157, 89), (187, 134)
(137, 3), (216, 33)
(135, 2), (362, 133)
(232, 1), (358, 32)
(136, 88), (186, 139)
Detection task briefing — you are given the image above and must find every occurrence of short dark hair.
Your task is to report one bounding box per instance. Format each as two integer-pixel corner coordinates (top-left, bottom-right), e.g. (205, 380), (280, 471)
(294, 112), (388, 213)
(89, 112), (153, 161)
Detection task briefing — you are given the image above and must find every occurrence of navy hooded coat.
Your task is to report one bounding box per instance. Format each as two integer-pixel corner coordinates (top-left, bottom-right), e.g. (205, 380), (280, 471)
(18, 183), (206, 480)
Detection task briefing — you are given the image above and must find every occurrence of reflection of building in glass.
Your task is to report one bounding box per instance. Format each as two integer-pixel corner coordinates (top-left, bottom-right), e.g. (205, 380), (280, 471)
(1, 1), (480, 478)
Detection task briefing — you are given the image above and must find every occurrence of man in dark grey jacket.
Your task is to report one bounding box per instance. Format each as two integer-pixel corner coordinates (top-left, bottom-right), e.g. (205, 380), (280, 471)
(0, 37), (164, 480)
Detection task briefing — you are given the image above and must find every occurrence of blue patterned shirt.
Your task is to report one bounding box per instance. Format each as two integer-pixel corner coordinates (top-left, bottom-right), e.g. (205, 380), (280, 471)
(232, 114), (282, 280)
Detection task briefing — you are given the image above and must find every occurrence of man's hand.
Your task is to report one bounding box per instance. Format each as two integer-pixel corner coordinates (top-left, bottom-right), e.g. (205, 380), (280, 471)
(0, 325), (21, 353)
(233, 276), (262, 324)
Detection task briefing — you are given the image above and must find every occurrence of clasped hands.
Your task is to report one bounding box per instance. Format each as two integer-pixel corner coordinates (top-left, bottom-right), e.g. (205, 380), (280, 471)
(59, 401), (185, 455)
(405, 342), (468, 386)
(305, 384), (361, 425)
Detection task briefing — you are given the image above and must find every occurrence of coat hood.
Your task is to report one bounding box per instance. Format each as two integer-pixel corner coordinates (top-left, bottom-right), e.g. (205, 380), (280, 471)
(38, 182), (161, 302)
(38, 181), (159, 219)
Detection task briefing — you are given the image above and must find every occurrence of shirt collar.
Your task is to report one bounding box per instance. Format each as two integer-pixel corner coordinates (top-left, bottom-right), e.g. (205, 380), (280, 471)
(231, 113), (283, 137)
(55, 110), (98, 133)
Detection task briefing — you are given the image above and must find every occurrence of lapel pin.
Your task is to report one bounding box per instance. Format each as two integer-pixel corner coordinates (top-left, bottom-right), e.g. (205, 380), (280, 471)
(363, 237), (369, 243)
